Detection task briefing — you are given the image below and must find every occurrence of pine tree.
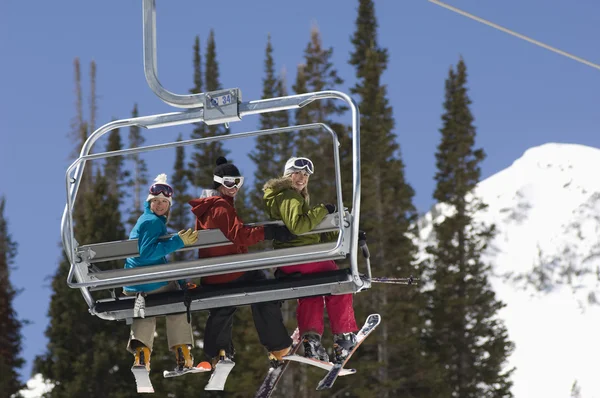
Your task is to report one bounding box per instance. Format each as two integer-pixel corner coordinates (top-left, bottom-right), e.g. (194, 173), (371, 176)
(126, 104), (148, 227)
(35, 176), (136, 398)
(424, 58), (514, 397)
(275, 69), (294, 170)
(184, 34), (263, 398)
(184, 36), (215, 396)
(188, 35), (206, 195)
(189, 30), (229, 195)
(35, 63), (143, 397)
(69, 58), (92, 192)
(89, 61), (97, 137)
(0, 197), (25, 397)
(203, 30), (230, 175)
(292, 25), (347, 207)
(170, 134), (193, 261)
(105, 126), (130, 196)
(347, 1), (447, 396)
(248, 34), (288, 217)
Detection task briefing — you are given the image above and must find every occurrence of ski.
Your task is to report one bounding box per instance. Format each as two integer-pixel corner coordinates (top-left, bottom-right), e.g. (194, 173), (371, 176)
(163, 361), (211, 378)
(131, 365), (154, 393)
(254, 328), (301, 398)
(316, 313), (381, 391)
(204, 358), (235, 391)
(283, 354), (356, 375)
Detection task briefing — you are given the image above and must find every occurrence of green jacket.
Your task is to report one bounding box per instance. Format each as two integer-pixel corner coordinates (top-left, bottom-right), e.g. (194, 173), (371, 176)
(263, 177), (335, 249)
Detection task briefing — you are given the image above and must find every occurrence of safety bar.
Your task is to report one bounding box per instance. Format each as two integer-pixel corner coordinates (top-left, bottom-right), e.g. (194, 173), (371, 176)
(77, 214), (341, 264)
(84, 242), (346, 291)
(64, 121), (348, 287)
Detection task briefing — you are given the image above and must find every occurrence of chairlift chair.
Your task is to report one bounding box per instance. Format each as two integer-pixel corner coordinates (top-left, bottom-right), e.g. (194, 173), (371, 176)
(61, 0), (409, 325)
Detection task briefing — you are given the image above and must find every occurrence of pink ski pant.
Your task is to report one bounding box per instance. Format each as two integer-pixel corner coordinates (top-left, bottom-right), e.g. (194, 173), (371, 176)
(279, 260), (358, 336)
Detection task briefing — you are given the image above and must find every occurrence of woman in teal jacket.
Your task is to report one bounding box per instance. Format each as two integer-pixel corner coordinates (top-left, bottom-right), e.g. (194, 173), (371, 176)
(263, 157), (358, 364)
(124, 174), (200, 375)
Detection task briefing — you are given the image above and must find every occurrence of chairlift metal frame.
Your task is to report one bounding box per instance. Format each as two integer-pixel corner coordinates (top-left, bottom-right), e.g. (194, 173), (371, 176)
(61, 0), (372, 322)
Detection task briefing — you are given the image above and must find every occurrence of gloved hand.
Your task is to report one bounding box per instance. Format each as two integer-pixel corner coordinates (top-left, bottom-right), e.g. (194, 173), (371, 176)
(264, 224), (297, 242)
(358, 230), (367, 242)
(184, 282), (197, 289)
(178, 228), (199, 246)
(324, 203), (336, 214)
(177, 280), (197, 289)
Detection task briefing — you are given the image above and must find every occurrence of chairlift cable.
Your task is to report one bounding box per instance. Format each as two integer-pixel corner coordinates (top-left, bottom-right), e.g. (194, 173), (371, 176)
(429, 0), (600, 72)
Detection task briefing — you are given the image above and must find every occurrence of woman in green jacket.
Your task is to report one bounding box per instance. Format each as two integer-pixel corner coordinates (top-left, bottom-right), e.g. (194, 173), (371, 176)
(263, 157), (358, 364)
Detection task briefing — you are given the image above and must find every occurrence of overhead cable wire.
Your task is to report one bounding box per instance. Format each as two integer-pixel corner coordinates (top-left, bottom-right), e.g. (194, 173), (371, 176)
(429, 0), (600, 72)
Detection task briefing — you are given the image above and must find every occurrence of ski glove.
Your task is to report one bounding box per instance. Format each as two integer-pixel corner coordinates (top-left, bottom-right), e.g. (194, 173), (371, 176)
(180, 281), (197, 290)
(263, 224), (296, 242)
(358, 230), (367, 242)
(178, 228), (199, 246)
(324, 203), (336, 214)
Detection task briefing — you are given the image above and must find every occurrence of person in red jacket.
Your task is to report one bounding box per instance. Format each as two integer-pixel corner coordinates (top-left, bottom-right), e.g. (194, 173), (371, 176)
(189, 156), (295, 367)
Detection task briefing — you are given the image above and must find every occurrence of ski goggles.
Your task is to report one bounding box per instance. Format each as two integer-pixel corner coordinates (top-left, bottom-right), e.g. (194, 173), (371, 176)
(214, 175), (244, 189)
(291, 157), (314, 174)
(148, 183), (174, 198)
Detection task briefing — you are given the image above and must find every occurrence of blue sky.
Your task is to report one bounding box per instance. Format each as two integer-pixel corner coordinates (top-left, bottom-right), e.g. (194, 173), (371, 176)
(1, 0), (599, 380)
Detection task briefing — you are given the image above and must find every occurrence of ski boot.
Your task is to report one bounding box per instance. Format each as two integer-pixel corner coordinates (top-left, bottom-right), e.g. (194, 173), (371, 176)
(174, 344), (194, 371)
(205, 350), (236, 391)
(333, 332), (357, 364)
(302, 332), (329, 362)
(133, 346), (151, 371)
(132, 346), (154, 393)
(211, 349), (234, 369)
(268, 345), (292, 368)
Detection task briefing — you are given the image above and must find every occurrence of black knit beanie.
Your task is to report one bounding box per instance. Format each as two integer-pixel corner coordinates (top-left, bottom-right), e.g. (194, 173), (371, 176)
(213, 156), (241, 189)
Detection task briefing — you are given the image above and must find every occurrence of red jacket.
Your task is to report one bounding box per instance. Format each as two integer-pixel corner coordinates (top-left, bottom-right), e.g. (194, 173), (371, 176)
(189, 194), (265, 284)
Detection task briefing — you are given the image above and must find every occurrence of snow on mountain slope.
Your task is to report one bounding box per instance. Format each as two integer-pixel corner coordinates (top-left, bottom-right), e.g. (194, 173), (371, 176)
(419, 143), (600, 397)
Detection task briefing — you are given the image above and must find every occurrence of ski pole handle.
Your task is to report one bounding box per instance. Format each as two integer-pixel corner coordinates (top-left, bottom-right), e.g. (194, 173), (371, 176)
(359, 240), (370, 259)
(370, 276), (419, 285)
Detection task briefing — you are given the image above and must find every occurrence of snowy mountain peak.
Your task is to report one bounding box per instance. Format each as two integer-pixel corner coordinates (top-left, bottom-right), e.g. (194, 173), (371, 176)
(473, 143), (600, 303)
(478, 143), (600, 217)
(418, 142), (600, 398)
(420, 142), (600, 302)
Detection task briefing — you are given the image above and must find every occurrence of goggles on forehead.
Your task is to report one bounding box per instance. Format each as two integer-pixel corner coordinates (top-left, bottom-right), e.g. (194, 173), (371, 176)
(149, 183), (174, 198)
(214, 175), (244, 189)
(291, 157), (314, 174)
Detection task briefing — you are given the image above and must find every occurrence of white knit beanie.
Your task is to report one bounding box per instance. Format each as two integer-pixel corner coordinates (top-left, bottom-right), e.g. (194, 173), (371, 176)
(146, 173), (173, 205)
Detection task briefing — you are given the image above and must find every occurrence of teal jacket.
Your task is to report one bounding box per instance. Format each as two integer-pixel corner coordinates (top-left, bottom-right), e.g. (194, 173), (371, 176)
(263, 177), (336, 249)
(123, 201), (184, 293)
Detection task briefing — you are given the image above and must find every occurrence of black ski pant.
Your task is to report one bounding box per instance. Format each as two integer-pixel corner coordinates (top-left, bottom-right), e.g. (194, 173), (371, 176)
(203, 270), (292, 359)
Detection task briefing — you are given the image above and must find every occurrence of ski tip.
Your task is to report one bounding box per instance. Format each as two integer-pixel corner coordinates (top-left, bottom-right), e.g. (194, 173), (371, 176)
(197, 361), (212, 371)
(368, 313), (381, 323)
(316, 382), (329, 391)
